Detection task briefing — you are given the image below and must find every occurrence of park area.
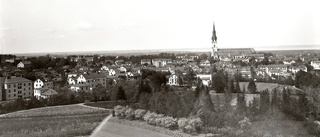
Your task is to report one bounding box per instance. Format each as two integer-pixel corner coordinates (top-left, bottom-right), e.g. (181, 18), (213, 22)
(0, 104), (109, 137)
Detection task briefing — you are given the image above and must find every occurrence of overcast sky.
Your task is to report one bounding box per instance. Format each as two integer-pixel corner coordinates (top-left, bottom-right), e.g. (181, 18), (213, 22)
(0, 0), (319, 54)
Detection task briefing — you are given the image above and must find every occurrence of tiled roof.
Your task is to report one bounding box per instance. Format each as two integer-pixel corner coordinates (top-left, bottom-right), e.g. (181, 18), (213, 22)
(40, 88), (58, 96)
(83, 73), (106, 79)
(4, 77), (31, 84)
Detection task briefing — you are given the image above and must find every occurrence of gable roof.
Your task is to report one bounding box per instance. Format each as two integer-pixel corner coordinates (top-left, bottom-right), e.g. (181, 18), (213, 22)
(83, 73), (106, 79)
(40, 88), (58, 96)
(4, 77), (31, 84)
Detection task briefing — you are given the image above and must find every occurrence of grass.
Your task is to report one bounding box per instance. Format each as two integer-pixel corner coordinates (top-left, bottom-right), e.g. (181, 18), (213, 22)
(239, 82), (284, 92)
(0, 104), (108, 118)
(250, 118), (312, 136)
(0, 114), (107, 137)
(85, 101), (135, 109)
(0, 104), (110, 137)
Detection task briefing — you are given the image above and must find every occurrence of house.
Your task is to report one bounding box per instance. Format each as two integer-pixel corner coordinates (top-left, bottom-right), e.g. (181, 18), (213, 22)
(115, 60), (125, 66)
(283, 58), (296, 65)
(77, 73), (107, 88)
(167, 74), (179, 86)
(289, 66), (307, 74)
(17, 61), (31, 68)
(141, 59), (152, 65)
(34, 78), (53, 89)
(70, 84), (91, 92)
(196, 74), (212, 86)
(200, 60), (211, 67)
(34, 88), (58, 99)
(176, 54), (185, 59)
(152, 59), (172, 68)
(118, 67), (127, 73)
(109, 69), (116, 76)
(258, 64), (288, 74)
(0, 77), (4, 101)
(101, 65), (109, 71)
(3, 76), (33, 101)
(311, 61), (320, 70)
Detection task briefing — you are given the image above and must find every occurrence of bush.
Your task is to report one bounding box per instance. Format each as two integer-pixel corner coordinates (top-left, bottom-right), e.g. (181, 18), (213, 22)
(114, 105), (124, 117)
(162, 116), (178, 129)
(125, 107), (135, 120)
(134, 109), (147, 120)
(238, 117), (251, 130)
(114, 105), (129, 118)
(178, 118), (189, 130)
(178, 117), (202, 134)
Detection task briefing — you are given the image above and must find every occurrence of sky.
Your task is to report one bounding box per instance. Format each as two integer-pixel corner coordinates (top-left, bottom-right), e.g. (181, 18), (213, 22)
(0, 0), (319, 54)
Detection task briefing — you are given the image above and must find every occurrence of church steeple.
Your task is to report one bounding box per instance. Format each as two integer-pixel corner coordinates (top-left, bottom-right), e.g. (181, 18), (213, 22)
(211, 22), (218, 59)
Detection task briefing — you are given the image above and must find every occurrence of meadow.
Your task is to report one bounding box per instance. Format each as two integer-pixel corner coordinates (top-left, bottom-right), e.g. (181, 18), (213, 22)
(0, 104), (108, 118)
(0, 104), (109, 137)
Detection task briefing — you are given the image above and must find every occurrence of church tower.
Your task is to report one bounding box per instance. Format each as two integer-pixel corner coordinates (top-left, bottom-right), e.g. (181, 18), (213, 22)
(211, 23), (218, 59)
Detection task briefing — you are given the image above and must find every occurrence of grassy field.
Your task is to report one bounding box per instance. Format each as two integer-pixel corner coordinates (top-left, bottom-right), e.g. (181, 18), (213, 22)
(0, 104), (109, 137)
(239, 82), (284, 92)
(0, 104), (108, 118)
(85, 101), (135, 109)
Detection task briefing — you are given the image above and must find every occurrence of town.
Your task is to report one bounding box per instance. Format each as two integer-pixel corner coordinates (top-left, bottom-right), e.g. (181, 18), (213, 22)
(1, 48), (319, 101)
(1, 0), (320, 136)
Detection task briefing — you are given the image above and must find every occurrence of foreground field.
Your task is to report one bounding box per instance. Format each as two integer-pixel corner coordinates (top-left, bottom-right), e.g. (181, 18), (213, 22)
(0, 104), (109, 137)
(0, 104), (108, 118)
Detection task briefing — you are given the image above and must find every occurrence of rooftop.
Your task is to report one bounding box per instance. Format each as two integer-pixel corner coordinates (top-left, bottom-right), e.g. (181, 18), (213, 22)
(4, 77), (32, 84)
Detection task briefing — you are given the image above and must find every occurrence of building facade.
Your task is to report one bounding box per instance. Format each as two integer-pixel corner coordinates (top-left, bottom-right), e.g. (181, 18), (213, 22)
(3, 77), (33, 101)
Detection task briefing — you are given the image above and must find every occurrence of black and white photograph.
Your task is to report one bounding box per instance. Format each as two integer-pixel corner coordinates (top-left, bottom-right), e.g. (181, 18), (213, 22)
(0, 0), (320, 137)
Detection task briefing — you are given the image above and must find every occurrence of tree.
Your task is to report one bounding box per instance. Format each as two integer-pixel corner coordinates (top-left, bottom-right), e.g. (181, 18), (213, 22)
(235, 81), (241, 93)
(247, 80), (257, 93)
(259, 89), (270, 114)
(212, 65), (218, 73)
(237, 86), (247, 114)
(212, 70), (226, 93)
(116, 85), (127, 101)
(228, 79), (235, 93)
(185, 68), (196, 86)
(178, 75), (184, 86)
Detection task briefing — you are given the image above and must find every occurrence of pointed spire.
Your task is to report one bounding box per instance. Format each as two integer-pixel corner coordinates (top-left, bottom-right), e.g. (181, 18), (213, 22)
(212, 22), (217, 43)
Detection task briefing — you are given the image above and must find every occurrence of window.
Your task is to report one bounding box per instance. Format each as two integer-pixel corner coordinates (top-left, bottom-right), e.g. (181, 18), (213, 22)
(29, 83), (31, 86)
(8, 84), (10, 88)
(14, 89), (16, 92)
(8, 90), (10, 93)
(8, 94), (10, 97)
(14, 94), (16, 97)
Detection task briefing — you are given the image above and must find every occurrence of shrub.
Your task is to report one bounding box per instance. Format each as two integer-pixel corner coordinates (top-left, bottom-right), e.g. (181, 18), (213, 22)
(114, 105), (124, 117)
(114, 105), (129, 118)
(178, 118), (189, 130)
(162, 116), (178, 129)
(238, 117), (251, 130)
(134, 109), (147, 120)
(178, 117), (202, 134)
(125, 107), (135, 120)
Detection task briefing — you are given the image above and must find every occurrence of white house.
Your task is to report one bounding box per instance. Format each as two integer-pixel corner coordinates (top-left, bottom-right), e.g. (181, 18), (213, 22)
(168, 74), (179, 86)
(34, 79), (53, 89)
(126, 72), (134, 77)
(200, 60), (211, 67)
(196, 74), (212, 86)
(289, 66), (307, 74)
(109, 69), (116, 76)
(311, 61), (320, 70)
(17, 61), (31, 68)
(119, 67), (127, 73)
(101, 65), (109, 71)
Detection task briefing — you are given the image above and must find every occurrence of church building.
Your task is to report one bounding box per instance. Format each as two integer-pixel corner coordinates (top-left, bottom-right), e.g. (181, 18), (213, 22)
(210, 23), (263, 61)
